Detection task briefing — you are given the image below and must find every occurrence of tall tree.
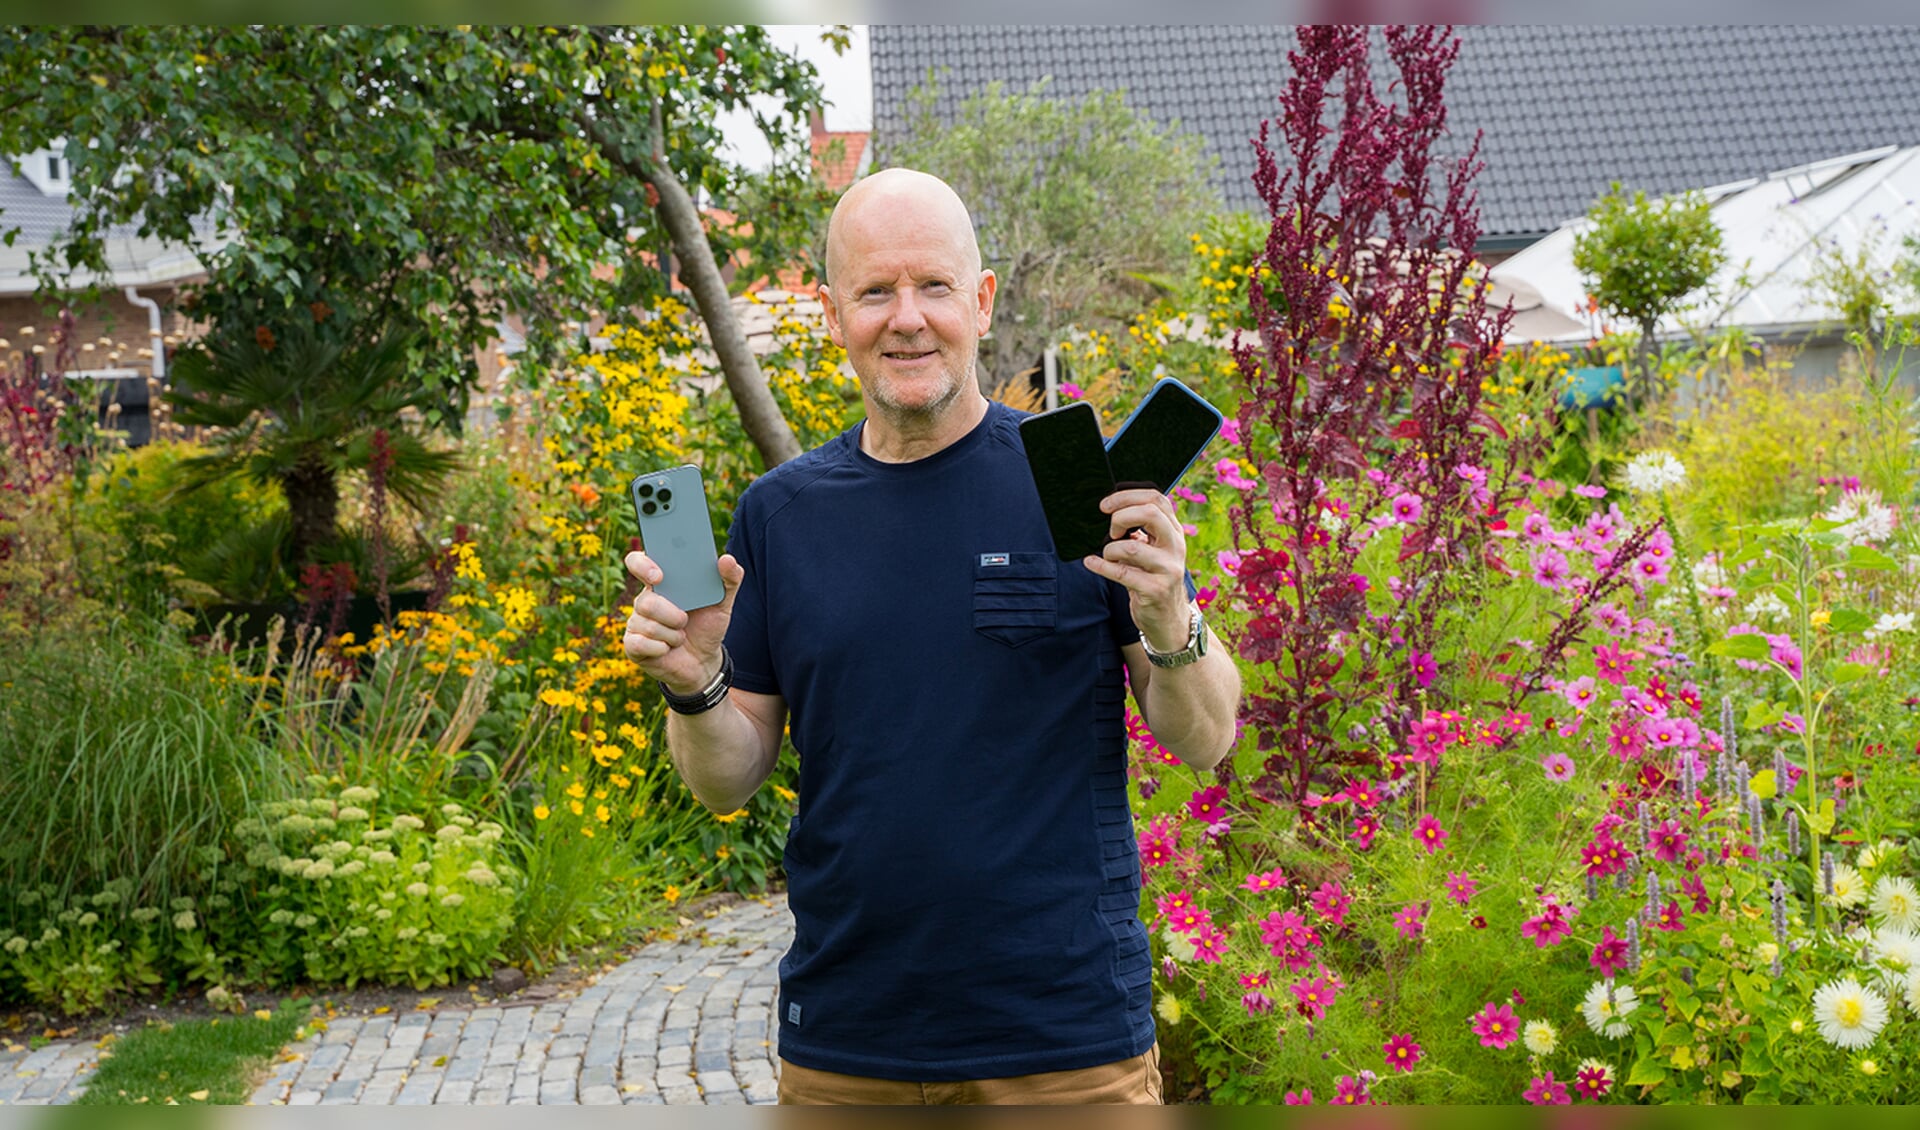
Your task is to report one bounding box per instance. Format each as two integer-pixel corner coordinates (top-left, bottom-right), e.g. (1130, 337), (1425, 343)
(0, 25), (841, 467)
(886, 78), (1221, 390)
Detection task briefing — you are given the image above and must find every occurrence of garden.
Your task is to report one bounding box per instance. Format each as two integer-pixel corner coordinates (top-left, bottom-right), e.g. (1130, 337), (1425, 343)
(3, 24), (1920, 1105)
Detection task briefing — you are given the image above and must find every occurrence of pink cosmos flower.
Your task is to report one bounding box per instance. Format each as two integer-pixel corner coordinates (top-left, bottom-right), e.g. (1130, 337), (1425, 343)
(1242, 868), (1286, 893)
(1138, 828), (1176, 869)
(1058, 381), (1084, 400)
(1390, 492), (1424, 525)
(1154, 890), (1195, 921)
(1259, 909), (1320, 957)
(1410, 650), (1438, 689)
(1649, 819), (1689, 863)
(1241, 989), (1273, 1016)
(1560, 675), (1598, 712)
(1171, 485), (1208, 506)
(1351, 812), (1379, 851)
(1189, 926), (1229, 964)
(1382, 1034), (1423, 1073)
(1524, 1072), (1571, 1105)
(1406, 716), (1450, 763)
(1215, 458), (1256, 491)
(1239, 970), (1270, 989)
(1770, 637), (1805, 679)
(1521, 510), (1554, 543)
(1541, 752), (1575, 782)
(1445, 871), (1479, 906)
(1619, 685), (1666, 719)
(1653, 900), (1686, 933)
(1590, 926), (1630, 977)
(1584, 510), (1619, 543)
(1283, 1088), (1314, 1105)
(1343, 779), (1381, 809)
(1413, 814), (1449, 854)
(1642, 717), (1686, 749)
(1592, 603), (1633, 634)
(1309, 881), (1352, 928)
(1166, 905), (1212, 935)
(1216, 549), (1242, 577)
(1521, 904), (1571, 948)
(1502, 710), (1532, 735)
(1393, 903), (1426, 940)
(1573, 483), (1608, 499)
(1593, 642), (1636, 684)
(1290, 972), (1338, 1020)
(1607, 717), (1647, 761)
(1574, 1062), (1614, 1099)
(1472, 1001), (1521, 1049)
(1218, 417), (1242, 446)
(1580, 830), (1632, 877)
(1331, 1074), (1370, 1105)
(1530, 548), (1571, 589)
(1633, 554), (1671, 585)
(1186, 785), (1229, 822)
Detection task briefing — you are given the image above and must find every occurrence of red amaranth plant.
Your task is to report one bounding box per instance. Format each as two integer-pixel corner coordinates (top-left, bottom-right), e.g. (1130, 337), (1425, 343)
(1224, 25), (1540, 805)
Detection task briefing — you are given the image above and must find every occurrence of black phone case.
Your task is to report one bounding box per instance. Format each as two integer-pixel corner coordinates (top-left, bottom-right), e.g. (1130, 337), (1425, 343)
(1018, 402), (1117, 562)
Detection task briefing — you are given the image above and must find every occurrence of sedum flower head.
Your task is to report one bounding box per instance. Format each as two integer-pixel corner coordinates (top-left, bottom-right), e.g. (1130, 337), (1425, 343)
(1812, 976), (1888, 1050)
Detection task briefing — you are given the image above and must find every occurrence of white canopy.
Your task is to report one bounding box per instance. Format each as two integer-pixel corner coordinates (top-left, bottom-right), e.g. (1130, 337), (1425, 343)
(1488, 145), (1920, 344)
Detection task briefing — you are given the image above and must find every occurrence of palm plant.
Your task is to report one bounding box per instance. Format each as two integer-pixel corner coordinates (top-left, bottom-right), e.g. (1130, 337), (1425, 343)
(164, 319), (461, 585)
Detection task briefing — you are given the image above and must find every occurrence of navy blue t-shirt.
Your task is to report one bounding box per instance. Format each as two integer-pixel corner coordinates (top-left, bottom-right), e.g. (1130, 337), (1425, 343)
(722, 399), (1156, 1081)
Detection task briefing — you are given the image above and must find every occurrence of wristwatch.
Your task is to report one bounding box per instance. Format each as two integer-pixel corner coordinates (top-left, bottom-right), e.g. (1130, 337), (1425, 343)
(659, 646), (734, 715)
(1142, 605), (1208, 669)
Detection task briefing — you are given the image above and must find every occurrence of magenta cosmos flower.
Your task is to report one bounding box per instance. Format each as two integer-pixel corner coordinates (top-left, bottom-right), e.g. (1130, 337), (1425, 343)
(1445, 871), (1479, 906)
(1393, 903), (1426, 941)
(1382, 1034), (1423, 1073)
(1590, 925), (1630, 977)
(1524, 1072), (1571, 1105)
(1309, 881), (1352, 928)
(1413, 814), (1449, 854)
(1541, 752), (1576, 782)
(1472, 1001), (1521, 1048)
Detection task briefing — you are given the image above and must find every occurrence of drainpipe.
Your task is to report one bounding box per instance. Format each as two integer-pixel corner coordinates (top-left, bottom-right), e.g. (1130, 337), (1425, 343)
(122, 285), (165, 381)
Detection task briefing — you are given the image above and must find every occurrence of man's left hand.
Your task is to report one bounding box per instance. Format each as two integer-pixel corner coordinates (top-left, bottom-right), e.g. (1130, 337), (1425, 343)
(1083, 487), (1191, 651)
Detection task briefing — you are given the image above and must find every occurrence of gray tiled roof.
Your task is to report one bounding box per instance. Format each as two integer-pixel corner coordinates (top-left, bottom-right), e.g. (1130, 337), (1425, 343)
(870, 25), (1920, 239)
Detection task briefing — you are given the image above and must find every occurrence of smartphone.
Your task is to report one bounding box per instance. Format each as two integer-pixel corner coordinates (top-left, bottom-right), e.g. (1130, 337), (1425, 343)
(629, 464), (725, 611)
(1018, 401), (1117, 562)
(1104, 377), (1225, 493)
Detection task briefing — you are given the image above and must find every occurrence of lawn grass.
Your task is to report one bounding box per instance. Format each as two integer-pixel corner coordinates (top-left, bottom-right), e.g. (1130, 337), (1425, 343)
(69, 999), (310, 1105)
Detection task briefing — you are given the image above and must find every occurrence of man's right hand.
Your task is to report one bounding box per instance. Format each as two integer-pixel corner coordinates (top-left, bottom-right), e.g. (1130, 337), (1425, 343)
(621, 550), (746, 694)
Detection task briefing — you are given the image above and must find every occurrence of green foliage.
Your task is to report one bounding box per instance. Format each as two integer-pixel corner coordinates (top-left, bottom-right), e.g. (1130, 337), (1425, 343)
(1572, 184), (1727, 335)
(885, 76), (1221, 387)
(70, 999), (309, 1106)
(74, 441), (286, 610)
(0, 26), (838, 414)
(0, 615), (292, 917)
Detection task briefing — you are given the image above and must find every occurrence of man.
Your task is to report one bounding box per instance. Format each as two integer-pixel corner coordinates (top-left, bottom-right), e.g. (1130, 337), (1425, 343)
(622, 168), (1239, 1104)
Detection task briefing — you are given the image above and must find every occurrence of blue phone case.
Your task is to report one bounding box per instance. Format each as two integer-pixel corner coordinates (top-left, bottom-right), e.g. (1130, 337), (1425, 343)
(1103, 376), (1225, 492)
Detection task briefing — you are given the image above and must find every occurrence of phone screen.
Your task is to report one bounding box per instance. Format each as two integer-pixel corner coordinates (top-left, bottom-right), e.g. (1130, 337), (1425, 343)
(1106, 379), (1224, 493)
(1018, 402), (1117, 562)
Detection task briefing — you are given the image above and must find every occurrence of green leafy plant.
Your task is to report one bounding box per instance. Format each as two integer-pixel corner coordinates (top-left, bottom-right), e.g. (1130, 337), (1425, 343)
(1572, 184), (1726, 403)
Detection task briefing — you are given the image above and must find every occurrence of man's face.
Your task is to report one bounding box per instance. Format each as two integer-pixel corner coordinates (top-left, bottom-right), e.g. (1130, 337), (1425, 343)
(821, 207), (995, 422)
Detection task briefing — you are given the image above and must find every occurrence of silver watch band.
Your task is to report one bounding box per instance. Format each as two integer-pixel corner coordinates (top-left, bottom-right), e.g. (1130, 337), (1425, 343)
(1142, 605), (1206, 668)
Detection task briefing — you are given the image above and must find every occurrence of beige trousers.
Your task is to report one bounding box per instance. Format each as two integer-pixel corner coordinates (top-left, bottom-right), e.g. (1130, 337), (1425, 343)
(777, 1044), (1163, 1105)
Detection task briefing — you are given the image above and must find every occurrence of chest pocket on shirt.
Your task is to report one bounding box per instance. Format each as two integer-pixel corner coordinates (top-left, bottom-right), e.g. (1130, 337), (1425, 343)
(972, 551), (1057, 648)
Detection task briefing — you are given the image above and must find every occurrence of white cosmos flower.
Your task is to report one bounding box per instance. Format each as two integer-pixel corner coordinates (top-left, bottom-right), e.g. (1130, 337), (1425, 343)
(1524, 1019), (1558, 1055)
(1811, 976), (1889, 1050)
(1624, 451), (1688, 495)
(1824, 490), (1897, 546)
(1872, 876), (1920, 933)
(1743, 591), (1791, 620)
(1581, 980), (1639, 1039)
(1830, 864), (1869, 908)
(1865, 612), (1915, 641)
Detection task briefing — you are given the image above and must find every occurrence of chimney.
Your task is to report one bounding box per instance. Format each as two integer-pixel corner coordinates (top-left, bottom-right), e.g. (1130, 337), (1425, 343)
(809, 109), (826, 140)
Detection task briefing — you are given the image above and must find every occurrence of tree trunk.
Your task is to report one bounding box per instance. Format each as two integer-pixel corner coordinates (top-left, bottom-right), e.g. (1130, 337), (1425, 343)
(580, 115), (803, 471)
(282, 456), (339, 568)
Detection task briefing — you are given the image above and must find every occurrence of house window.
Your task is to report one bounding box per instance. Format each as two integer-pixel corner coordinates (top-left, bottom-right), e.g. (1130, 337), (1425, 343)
(46, 154), (63, 182)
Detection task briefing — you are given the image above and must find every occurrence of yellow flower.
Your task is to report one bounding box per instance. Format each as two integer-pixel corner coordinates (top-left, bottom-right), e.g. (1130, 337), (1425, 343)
(773, 785), (797, 803)
(565, 780), (587, 800)
(540, 687), (580, 710)
(569, 799), (585, 816)
(500, 586), (537, 630)
(595, 805), (611, 824)
(714, 808), (746, 824)
(663, 885), (681, 903)
(534, 805), (551, 821)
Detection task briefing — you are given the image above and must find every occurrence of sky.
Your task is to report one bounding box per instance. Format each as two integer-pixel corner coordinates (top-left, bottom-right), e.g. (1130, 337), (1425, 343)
(713, 25), (873, 172)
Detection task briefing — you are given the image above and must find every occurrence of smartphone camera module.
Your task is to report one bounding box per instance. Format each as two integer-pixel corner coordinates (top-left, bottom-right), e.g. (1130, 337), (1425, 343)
(641, 499), (657, 516)
(637, 483), (655, 498)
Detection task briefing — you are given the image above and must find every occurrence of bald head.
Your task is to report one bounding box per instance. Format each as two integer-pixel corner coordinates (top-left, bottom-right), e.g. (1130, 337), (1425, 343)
(824, 168), (981, 288)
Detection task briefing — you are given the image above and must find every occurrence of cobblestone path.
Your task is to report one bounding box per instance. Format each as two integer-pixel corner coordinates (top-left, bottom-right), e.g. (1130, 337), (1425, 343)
(1, 893), (794, 1106)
